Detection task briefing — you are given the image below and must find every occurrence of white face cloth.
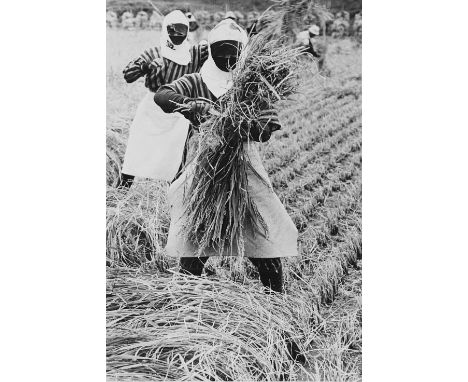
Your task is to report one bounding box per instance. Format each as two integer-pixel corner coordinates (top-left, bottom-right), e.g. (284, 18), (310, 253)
(160, 10), (191, 65)
(200, 19), (248, 98)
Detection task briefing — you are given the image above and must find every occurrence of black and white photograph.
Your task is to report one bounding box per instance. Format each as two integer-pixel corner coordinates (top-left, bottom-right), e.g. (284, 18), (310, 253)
(4, 0), (468, 381)
(106, 0), (361, 380)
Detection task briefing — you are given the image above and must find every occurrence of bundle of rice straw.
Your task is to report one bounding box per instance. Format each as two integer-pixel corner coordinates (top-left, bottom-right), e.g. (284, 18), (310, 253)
(106, 182), (172, 269)
(106, 127), (126, 186)
(106, 268), (319, 381)
(182, 35), (303, 257)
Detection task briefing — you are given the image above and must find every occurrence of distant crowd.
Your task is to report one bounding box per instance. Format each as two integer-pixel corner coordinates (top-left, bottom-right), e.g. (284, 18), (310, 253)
(106, 9), (362, 39)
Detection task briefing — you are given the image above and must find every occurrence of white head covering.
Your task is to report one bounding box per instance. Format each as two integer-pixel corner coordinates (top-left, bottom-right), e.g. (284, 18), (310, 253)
(160, 10), (191, 65)
(200, 19), (248, 98)
(185, 12), (196, 22)
(224, 11), (237, 21)
(308, 25), (320, 35)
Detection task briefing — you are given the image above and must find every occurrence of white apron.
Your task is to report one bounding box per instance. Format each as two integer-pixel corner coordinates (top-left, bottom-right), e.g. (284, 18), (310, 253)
(122, 92), (190, 181)
(165, 142), (298, 258)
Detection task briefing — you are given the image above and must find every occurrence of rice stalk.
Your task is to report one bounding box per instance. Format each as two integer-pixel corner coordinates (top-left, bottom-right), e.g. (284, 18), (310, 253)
(106, 182), (173, 269)
(107, 127), (126, 186)
(107, 268), (320, 381)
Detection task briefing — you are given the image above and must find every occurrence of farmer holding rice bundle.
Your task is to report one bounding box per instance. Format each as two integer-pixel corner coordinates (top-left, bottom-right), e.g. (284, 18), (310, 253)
(117, 10), (209, 189)
(154, 19), (299, 295)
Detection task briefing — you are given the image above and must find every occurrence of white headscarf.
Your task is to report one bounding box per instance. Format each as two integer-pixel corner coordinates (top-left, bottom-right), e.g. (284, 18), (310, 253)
(200, 19), (248, 98)
(160, 10), (191, 65)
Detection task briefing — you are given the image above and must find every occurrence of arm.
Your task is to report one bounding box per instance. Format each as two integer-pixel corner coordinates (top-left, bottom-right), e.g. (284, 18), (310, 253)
(154, 87), (190, 114)
(123, 58), (148, 83)
(247, 109), (282, 142)
(154, 75), (194, 113)
(198, 42), (209, 64)
(190, 42), (209, 72)
(123, 46), (162, 83)
(308, 40), (321, 58)
(154, 75), (212, 123)
(154, 87), (211, 124)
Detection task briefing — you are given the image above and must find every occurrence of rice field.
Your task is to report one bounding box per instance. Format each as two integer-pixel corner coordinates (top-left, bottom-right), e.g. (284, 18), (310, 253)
(107, 28), (362, 381)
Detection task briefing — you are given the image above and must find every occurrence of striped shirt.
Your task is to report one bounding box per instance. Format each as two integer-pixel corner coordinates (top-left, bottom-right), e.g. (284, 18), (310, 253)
(161, 73), (280, 140)
(165, 73), (216, 103)
(160, 73), (217, 128)
(157, 73), (280, 179)
(123, 44), (208, 92)
(159, 73), (215, 177)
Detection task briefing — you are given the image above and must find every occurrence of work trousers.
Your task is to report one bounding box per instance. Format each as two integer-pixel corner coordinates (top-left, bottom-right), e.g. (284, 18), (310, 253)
(179, 256), (284, 293)
(115, 173), (135, 189)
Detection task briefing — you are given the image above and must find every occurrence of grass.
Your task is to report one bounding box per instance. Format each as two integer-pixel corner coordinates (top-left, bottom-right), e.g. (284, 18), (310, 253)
(106, 27), (361, 381)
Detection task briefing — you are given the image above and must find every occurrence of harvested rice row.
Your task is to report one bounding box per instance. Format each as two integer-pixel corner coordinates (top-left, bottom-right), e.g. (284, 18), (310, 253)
(105, 139), (360, 271)
(292, 165), (361, 234)
(266, 114), (360, 176)
(287, 144), (361, 203)
(264, 93), (361, 172)
(105, 132), (361, 272)
(286, 92), (361, 130)
(298, 261), (361, 381)
(203, 176), (361, 305)
(199, 167), (361, 287)
(286, 174), (361, 284)
(270, 119), (361, 190)
(267, 114), (360, 178)
(106, 270), (320, 381)
(268, 127), (360, 191)
(283, 148), (361, 223)
(106, 182), (172, 268)
(107, 128), (127, 186)
(289, 215), (361, 305)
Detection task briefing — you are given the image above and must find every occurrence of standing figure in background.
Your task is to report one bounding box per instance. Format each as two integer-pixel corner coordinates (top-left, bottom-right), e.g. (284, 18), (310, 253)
(117, 10), (208, 189)
(297, 24), (327, 71)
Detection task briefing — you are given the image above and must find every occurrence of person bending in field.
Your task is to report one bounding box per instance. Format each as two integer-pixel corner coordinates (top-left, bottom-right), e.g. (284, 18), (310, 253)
(154, 19), (303, 362)
(296, 24), (327, 71)
(116, 10), (209, 189)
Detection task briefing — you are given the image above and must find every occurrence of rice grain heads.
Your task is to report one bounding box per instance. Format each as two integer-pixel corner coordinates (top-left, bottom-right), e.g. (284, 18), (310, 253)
(107, 268), (320, 381)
